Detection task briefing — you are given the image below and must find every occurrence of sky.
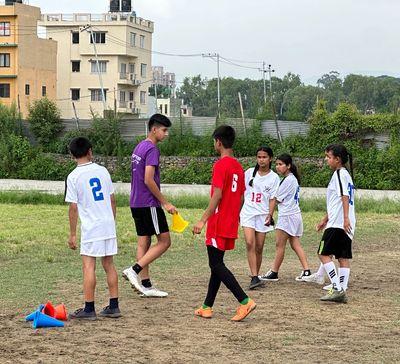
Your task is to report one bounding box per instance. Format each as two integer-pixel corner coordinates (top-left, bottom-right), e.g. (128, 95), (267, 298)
(28, 0), (400, 85)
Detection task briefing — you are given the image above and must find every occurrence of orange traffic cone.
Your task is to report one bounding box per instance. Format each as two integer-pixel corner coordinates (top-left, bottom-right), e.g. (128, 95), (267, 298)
(171, 212), (189, 233)
(54, 303), (68, 321)
(41, 301), (56, 318)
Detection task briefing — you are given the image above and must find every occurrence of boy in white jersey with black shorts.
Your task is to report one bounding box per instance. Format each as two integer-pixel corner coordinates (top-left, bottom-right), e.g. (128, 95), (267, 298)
(65, 137), (121, 320)
(314, 144), (355, 303)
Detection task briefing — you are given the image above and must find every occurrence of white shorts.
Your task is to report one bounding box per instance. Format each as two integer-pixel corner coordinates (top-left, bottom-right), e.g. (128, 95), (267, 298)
(240, 213), (274, 233)
(275, 213), (303, 237)
(80, 237), (118, 257)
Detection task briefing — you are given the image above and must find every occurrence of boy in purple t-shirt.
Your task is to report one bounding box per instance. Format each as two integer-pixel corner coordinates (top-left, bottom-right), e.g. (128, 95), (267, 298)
(122, 114), (176, 297)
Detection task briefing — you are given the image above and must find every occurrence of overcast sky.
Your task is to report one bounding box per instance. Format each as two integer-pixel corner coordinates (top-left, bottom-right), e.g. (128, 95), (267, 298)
(29, 0), (400, 85)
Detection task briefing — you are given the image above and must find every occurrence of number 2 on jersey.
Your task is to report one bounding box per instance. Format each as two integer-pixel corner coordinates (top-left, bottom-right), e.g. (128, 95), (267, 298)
(89, 177), (104, 201)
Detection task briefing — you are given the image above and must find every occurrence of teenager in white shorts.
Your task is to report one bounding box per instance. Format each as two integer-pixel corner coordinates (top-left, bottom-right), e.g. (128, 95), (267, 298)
(240, 146), (280, 289)
(261, 154), (312, 282)
(65, 137), (121, 320)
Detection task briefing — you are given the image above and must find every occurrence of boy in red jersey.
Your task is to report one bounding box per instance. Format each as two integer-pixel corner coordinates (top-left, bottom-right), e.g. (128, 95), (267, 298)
(192, 125), (256, 322)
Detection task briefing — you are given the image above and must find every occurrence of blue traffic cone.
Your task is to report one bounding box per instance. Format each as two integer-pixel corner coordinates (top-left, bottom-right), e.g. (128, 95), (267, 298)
(25, 304), (45, 321)
(32, 311), (64, 328)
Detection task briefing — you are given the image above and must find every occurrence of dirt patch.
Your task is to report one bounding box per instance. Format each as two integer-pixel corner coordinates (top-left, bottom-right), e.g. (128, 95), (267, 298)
(1, 243), (400, 364)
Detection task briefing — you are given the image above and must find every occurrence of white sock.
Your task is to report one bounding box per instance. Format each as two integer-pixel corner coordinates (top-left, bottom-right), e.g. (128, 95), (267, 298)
(323, 262), (342, 290)
(316, 263), (325, 277)
(339, 267), (350, 290)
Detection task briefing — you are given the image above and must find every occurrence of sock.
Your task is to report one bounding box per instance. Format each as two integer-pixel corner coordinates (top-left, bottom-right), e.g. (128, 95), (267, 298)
(141, 278), (152, 288)
(323, 262), (342, 290)
(303, 269), (311, 276)
(339, 267), (350, 290)
(84, 301), (95, 313)
(316, 263), (325, 277)
(132, 263), (143, 274)
(202, 304), (210, 309)
(109, 297), (119, 309)
(240, 297), (249, 305)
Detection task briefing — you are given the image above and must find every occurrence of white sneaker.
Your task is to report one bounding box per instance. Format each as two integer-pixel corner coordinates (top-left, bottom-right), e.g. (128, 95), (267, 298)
(122, 267), (145, 294)
(295, 270), (312, 282)
(323, 283), (347, 292)
(301, 273), (325, 285)
(140, 287), (168, 297)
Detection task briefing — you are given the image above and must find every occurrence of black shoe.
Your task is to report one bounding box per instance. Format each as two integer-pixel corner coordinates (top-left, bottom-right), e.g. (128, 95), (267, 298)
(249, 276), (266, 290)
(259, 270), (279, 281)
(69, 308), (97, 321)
(99, 306), (122, 318)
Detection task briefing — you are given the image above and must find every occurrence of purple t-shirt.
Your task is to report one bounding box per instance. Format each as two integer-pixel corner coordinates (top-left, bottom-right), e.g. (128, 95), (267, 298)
(130, 140), (161, 208)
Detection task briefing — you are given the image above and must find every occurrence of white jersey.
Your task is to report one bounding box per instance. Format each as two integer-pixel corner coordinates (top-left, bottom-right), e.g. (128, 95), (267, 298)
(326, 167), (356, 239)
(65, 162), (116, 243)
(275, 173), (301, 217)
(240, 168), (280, 218)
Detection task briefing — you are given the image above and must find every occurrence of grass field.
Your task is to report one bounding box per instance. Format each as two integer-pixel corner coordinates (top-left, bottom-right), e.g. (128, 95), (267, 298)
(1, 195), (400, 363)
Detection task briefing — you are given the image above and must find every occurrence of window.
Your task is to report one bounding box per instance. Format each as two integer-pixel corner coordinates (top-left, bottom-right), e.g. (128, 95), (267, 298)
(0, 22), (10, 36)
(140, 63), (147, 78)
(0, 53), (10, 67)
(139, 35), (145, 48)
(72, 31), (79, 44)
(42, 86), (46, 97)
(129, 63), (135, 74)
(119, 91), (126, 102)
(25, 84), (30, 96)
(140, 91), (146, 104)
(130, 32), (136, 47)
(71, 89), (80, 101)
(91, 89), (106, 102)
(0, 83), (10, 97)
(91, 61), (107, 73)
(129, 91), (134, 101)
(71, 61), (80, 72)
(120, 63), (127, 74)
(90, 32), (106, 44)
(164, 104), (168, 114)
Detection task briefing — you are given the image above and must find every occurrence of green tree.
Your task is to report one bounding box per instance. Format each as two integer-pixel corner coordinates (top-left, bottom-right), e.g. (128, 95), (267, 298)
(27, 98), (63, 146)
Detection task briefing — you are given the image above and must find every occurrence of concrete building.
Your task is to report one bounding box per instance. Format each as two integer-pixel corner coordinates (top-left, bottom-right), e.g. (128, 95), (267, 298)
(39, 12), (153, 119)
(152, 65), (176, 88)
(0, 1), (57, 117)
(157, 98), (192, 118)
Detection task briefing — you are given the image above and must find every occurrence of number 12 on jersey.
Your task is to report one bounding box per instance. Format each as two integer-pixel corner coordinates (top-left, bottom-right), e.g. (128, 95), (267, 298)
(89, 177), (104, 201)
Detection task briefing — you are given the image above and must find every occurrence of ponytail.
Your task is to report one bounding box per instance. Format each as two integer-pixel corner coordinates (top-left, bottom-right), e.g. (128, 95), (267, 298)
(276, 153), (300, 184)
(248, 164), (259, 187)
(325, 144), (355, 186)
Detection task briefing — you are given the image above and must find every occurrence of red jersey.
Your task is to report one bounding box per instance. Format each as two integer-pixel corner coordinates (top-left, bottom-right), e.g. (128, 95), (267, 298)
(206, 156), (245, 245)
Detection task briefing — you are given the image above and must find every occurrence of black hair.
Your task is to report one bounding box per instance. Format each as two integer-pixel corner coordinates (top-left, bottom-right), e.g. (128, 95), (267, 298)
(325, 143), (354, 181)
(148, 113), (172, 131)
(69, 137), (92, 158)
(212, 125), (235, 149)
(276, 153), (300, 184)
(249, 146), (274, 187)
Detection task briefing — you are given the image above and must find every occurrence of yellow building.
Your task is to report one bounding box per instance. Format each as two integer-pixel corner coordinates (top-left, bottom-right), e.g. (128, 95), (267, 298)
(0, 1), (57, 117)
(39, 12), (154, 119)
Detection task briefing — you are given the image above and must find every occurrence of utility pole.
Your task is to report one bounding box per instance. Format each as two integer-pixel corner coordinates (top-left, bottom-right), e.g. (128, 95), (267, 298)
(266, 64), (275, 103)
(202, 53), (220, 118)
(81, 24), (107, 112)
(262, 61), (267, 105)
(154, 78), (158, 113)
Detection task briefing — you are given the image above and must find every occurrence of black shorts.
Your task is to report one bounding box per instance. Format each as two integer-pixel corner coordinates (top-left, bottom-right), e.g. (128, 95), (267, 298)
(131, 207), (169, 236)
(318, 228), (352, 259)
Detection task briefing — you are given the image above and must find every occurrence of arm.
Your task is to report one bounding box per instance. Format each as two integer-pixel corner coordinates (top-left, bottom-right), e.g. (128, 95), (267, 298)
(192, 187), (223, 234)
(316, 212), (329, 232)
(342, 195), (352, 234)
(265, 198), (277, 226)
(110, 193), (116, 219)
(144, 165), (176, 214)
(68, 203), (78, 250)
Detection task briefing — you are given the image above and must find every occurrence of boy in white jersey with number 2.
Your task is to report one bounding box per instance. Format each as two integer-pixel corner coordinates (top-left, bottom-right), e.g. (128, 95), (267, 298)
(313, 144), (355, 303)
(65, 137), (121, 320)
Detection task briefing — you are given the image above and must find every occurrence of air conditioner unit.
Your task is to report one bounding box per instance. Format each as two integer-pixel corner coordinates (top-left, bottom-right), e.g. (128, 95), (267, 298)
(132, 79), (141, 86)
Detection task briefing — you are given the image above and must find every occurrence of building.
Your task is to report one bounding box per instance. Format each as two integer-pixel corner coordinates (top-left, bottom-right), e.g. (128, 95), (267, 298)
(157, 97), (192, 118)
(0, 1), (57, 117)
(152, 65), (176, 88)
(39, 11), (153, 119)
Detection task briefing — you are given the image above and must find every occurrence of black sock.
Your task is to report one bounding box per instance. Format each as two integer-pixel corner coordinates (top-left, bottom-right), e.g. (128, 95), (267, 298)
(304, 269), (311, 276)
(109, 297), (119, 309)
(84, 301), (95, 313)
(141, 278), (152, 288)
(132, 263), (143, 274)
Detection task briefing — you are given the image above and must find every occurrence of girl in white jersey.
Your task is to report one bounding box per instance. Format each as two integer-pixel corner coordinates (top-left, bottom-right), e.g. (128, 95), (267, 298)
(261, 154), (312, 282)
(315, 144), (355, 303)
(240, 146), (280, 290)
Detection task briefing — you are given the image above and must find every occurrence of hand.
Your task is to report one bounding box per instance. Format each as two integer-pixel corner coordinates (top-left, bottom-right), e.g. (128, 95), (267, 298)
(68, 235), (77, 250)
(192, 221), (205, 235)
(264, 214), (273, 226)
(315, 221), (327, 232)
(163, 202), (176, 214)
(343, 217), (352, 235)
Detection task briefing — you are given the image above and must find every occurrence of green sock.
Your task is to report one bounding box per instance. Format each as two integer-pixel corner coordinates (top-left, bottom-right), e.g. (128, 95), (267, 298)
(202, 304), (210, 309)
(240, 297), (249, 305)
